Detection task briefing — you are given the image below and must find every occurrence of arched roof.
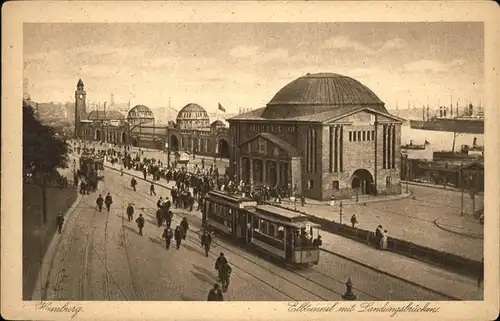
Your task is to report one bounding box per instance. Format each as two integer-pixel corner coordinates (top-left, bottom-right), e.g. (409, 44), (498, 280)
(179, 103), (207, 114)
(261, 72), (386, 119)
(127, 105), (155, 120)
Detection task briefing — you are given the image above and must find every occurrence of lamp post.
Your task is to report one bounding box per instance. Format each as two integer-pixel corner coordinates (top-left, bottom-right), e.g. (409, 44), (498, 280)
(339, 201), (343, 225)
(405, 154), (409, 193)
(460, 161), (464, 216)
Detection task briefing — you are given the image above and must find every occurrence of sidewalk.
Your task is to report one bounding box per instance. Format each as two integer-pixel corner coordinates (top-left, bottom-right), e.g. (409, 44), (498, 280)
(434, 216), (483, 238)
(106, 162), (482, 300)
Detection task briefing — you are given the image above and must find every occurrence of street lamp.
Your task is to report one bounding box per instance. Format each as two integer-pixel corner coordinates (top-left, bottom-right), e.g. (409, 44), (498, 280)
(460, 161), (464, 216)
(339, 201), (343, 225)
(405, 154), (409, 193)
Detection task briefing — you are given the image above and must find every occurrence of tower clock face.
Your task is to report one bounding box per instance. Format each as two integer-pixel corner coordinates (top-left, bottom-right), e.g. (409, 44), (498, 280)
(78, 94), (84, 100)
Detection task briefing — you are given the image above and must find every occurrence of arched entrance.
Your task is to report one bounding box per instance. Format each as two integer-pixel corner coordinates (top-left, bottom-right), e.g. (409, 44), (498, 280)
(218, 138), (230, 158)
(131, 137), (138, 147)
(351, 169), (375, 194)
(170, 135), (179, 151)
(95, 129), (101, 141)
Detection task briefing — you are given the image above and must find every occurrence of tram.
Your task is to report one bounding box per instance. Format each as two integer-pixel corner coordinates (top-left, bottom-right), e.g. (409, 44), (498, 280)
(203, 190), (321, 267)
(79, 154), (104, 180)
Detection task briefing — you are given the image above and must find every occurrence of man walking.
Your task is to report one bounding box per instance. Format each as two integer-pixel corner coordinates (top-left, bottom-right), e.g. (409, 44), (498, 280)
(56, 212), (64, 234)
(162, 226), (173, 250)
(351, 214), (358, 228)
(174, 226), (182, 249)
(104, 193), (113, 212)
(150, 182), (157, 196)
(126, 203), (134, 222)
(96, 194), (104, 212)
(135, 213), (145, 236)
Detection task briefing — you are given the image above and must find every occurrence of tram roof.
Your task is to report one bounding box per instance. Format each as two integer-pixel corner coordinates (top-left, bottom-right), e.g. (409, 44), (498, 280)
(250, 204), (320, 228)
(206, 190), (255, 203)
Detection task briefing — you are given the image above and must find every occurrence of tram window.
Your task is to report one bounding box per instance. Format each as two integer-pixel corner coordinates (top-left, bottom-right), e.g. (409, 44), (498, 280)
(260, 220), (268, 234)
(253, 218), (259, 230)
(277, 226), (285, 240)
(269, 223), (276, 238)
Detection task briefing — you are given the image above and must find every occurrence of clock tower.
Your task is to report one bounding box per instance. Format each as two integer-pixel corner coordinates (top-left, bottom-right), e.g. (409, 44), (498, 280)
(75, 78), (87, 138)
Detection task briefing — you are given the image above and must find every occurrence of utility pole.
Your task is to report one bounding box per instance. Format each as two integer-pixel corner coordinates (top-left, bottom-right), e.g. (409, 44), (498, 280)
(339, 201), (343, 225)
(460, 161), (464, 216)
(406, 154), (409, 193)
(41, 172), (47, 224)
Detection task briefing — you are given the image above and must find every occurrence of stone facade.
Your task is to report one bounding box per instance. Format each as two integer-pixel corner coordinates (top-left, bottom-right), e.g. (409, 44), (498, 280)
(228, 73), (405, 201)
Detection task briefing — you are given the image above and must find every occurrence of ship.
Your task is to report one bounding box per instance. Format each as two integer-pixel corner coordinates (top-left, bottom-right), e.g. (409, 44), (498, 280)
(401, 139), (430, 150)
(410, 103), (484, 134)
(433, 137), (484, 162)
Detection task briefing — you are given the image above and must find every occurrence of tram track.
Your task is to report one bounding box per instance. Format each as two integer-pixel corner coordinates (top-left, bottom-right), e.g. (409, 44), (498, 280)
(102, 166), (452, 301)
(168, 213), (342, 301)
(118, 184), (146, 301)
(102, 205), (111, 300)
(47, 174), (104, 300)
(109, 172), (383, 300)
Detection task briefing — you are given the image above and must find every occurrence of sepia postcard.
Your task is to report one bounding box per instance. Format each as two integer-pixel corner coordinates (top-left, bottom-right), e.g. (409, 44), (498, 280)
(2, 1), (499, 320)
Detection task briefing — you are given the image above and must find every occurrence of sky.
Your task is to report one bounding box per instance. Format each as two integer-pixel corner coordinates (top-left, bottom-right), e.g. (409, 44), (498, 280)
(24, 22), (484, 114)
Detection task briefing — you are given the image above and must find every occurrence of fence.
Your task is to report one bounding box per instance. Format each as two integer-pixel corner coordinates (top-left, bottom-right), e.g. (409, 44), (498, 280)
(23, 173), (74, 189)
(269, 202), (483, 278)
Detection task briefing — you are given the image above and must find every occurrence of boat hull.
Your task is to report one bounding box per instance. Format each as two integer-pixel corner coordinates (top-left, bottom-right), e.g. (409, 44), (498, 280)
(410, 118), (484, 134)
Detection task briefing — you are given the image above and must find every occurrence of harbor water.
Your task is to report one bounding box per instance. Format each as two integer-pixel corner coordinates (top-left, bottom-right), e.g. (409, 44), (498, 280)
(401, 123), (484, 160)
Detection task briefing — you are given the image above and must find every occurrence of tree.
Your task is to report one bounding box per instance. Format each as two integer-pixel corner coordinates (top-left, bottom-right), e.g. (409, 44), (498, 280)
(23, 100), (69, 173)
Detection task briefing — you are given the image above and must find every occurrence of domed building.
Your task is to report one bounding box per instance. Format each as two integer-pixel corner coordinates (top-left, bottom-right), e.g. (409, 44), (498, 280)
(228, 73), (405, 200)
(167, 103), (231, 159)
(74, 79), (130, 145)
(176, 103), (210, 130)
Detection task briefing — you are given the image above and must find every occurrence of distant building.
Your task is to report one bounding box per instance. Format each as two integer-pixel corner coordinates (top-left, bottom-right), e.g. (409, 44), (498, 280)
(228, 72), (405, 200)
(75, 79), (129, 144)
(166, 103), (231, 158)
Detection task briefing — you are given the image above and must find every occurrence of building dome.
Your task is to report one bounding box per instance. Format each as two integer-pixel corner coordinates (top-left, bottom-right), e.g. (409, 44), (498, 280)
(262, 73), (387, 119)
(176, 103), (210, 130)
(127, 104), (155, 126)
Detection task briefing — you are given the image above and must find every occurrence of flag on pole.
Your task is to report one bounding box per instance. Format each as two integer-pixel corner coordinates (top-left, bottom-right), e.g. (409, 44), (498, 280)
(218, 103), (226, 113)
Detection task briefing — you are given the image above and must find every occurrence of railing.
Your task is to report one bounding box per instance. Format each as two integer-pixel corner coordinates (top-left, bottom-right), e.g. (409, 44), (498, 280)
(23, 173), (73, 189)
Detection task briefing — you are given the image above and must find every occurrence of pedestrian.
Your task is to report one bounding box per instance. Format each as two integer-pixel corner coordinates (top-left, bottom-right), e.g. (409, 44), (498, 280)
(156, 208), (163, 227)
(104, 193), (113, 212)
(301, 195), (305, 207)
(312, 235), (322, 247)
(330, 195), (335, 207)
(120, 166), (124, 176)
(207, 283), (223, 301)
(150, 182), (156, 196)
(374, 225), (383, 249)
(56, 212), (64, 233)
(166, 210), (173, 229)
(174, 226), (182, 249)
(180, 217), (189, 240)
(96, 194), (104, 212)
(156, 196), (163, 209)
(351, 214), (358, 228)
(143, 168), (147, 180)
(131, 177), (137, 191)
(135, 213), (145, 236)
(162, 226), (173, 250)
(126, 203), (134, 222)
(380, 229), (388, 250)
(478, 257), (483, 288)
